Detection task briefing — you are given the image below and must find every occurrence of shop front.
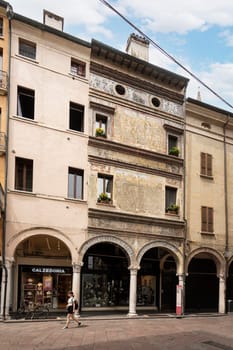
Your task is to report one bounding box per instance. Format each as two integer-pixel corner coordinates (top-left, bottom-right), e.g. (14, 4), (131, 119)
(18, 265), (72, 310)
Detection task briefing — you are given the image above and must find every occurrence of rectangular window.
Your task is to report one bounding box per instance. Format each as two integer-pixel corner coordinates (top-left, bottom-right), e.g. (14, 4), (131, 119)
(17, 86), (35, 119)
(15, 157), (33, 192)
(200, 152), (212, 177)
(95, 114), (107, 137)
(201, 206), (214, 233)
(97, 174), (113, 201)
(168, 135), (179, 156)
(19, 38), (36, 59)
(69, 102), (84, 132)
(70, 59), (86, 77)
(0, 18), (3, 36)
(165, 186), (178, 212)
(68, 167), (83, 199)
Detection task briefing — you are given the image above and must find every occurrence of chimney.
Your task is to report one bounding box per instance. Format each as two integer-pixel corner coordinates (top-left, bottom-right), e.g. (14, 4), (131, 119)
(43, 10), (64, 31)
(126, 33), (150, 62)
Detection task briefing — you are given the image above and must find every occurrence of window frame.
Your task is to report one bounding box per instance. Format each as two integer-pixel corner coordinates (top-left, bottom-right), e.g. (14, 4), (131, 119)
(70, 58), (86, 77)
(200, 152), (213, 178)
(15, 157), (33, 192)
(69, 102), (84, 132)
(19, 38), (36, 60)
(0, 18), (3, 37)
(68, 167), (84, 200)
(95, 113), (107, 137)
(201, 206), (214, 233)
(165, 186), (178, 213)
(97, 174), (113, 203)
(17, 86), (35, 120)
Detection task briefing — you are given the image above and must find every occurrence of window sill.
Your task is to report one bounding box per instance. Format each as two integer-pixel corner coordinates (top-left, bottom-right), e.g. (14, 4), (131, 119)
(165, 212), (179, 216)
(15, 54), (39, 64)
(12, 115), (36, 123)
(11, 189), (35, 196)
(65, 197), (87, 204)
(200, 174), (214, 180)
(69, 73), (88, 82)
(200, 231), (215, 236)
(97, 201), (114, 207)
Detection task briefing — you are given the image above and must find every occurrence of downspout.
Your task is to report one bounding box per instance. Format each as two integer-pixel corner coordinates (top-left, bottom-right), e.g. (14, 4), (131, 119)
(2, 4), (13, 320)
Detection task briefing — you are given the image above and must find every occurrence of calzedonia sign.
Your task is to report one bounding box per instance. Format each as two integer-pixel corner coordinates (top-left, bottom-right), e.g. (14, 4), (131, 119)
(21, 266), (71, 274)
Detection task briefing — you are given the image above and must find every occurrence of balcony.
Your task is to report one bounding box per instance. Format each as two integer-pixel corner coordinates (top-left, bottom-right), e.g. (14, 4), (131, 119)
(0, 132), (6, 154)
(0, 70), (8, 95)
(0, 182), (4, 217)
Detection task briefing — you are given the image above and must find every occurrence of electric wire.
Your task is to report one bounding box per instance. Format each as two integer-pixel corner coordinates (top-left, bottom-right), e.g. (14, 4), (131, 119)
(99, 0), (233, 111)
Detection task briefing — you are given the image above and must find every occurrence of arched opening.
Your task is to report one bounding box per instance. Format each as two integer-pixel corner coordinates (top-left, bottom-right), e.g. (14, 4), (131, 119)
(138, 247), (177, 313)
(15, 234), (72, 311)
(226, 260), (233, 310)
(81, 242), (130, 310)
(186, 254), (218, 312)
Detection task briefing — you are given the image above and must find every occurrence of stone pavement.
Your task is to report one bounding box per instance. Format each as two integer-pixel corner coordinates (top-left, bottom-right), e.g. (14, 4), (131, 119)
(1, 314), (233, 350)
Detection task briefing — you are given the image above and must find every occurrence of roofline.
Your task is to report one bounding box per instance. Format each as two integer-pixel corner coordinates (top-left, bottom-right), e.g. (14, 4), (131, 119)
(91, 38), (189, 88)
(0, 0), (9, 9)
(12, 12), (91, 49)
(186, 97), (233, 117)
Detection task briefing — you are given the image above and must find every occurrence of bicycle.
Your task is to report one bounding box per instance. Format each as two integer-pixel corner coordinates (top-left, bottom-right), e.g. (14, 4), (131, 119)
(17, 301), (50, 319)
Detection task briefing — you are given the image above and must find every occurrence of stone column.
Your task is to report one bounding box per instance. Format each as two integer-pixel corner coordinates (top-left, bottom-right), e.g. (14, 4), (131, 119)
(72, 263), (82, 314)
(218, 274), (225, 314)
(127, 268), (138, 317)
(1, 258), (14, 318)
(176, 274), (184, 316)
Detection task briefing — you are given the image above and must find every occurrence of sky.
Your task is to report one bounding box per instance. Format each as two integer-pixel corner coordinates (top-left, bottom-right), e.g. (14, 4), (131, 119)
(8, 0), (233, 112)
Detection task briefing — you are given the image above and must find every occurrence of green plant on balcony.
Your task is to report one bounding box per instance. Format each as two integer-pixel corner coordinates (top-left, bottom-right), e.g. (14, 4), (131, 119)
(166, 204), (179, 214)
(96, 127), (106, 137)
(169, 146), (180, 157)
(97, 192), (111, 203)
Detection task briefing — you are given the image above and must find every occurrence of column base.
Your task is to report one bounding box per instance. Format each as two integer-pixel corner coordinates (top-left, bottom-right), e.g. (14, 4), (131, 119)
(127, 312), (138, 318)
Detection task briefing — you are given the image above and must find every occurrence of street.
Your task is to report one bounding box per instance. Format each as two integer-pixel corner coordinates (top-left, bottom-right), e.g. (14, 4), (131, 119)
(1, 315), (233, 349)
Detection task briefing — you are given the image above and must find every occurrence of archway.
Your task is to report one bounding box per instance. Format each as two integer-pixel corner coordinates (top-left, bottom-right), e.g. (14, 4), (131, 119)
(81, 242), (130, 310)
(226, 259), (233, 311)
(15, 234), (72, 310)
(186, 252), (219, 312)
(137, 245), (181, 313)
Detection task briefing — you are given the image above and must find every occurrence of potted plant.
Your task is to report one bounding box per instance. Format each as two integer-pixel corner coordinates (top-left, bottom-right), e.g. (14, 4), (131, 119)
(97, 192), (111, 203)
(96, 127), (106, 137)
(169, 146), (180, 157)
(166, 204), (179, 214)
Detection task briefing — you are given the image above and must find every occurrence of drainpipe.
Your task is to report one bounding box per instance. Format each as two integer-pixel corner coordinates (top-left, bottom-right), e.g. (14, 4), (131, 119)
(1, 4), (13, 320)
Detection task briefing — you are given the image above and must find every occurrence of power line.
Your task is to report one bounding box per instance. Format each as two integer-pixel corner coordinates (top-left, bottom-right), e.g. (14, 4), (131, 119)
(99, 0), (233, 111)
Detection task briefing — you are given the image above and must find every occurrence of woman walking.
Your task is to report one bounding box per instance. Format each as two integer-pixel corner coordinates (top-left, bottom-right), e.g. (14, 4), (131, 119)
(63, 291), (81, 329)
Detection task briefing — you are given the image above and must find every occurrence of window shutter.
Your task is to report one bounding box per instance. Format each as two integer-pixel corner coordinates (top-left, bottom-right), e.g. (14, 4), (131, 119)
(207, 154), (212, 176)
(201, 206), (207, 231)
(200, 153), (206, 175)
(208, 207), (213, 232)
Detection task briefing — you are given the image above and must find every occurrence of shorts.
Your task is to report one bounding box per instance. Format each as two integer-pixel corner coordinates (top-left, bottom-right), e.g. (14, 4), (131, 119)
(67, 305), (73, 314)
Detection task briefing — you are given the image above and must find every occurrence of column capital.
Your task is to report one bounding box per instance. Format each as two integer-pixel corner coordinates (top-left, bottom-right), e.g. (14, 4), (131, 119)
(72, 262), (83, 273)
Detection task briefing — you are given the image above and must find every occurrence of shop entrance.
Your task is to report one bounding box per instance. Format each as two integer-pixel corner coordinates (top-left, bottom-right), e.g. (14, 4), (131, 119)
(138, 247), (177, 312)
(81, 242), (129, 310)
(186, 256), (218, 312)
(15, 234), (72, 310)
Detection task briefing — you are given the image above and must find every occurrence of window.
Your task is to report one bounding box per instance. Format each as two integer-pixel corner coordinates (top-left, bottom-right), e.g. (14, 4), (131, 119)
(165, 187), (178, 212)
(15, 157), (33, 192)
(95, 114), (107, 137)
(68, 167), (83, 199)
(17, 86), (35, 119)
(201, 206), (214, 233)
(19, 38), (36, 59)
(200, 152), (212, 177)
(0, 18), (3, 36)
(69, 102), (84, 132)
(168, 135), (179, 156)
(98, 174), (113, 202)
(70, 59), (86, 77)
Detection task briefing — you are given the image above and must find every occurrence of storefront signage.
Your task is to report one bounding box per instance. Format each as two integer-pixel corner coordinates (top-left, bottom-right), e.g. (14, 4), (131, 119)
(31, 267), (66, 273)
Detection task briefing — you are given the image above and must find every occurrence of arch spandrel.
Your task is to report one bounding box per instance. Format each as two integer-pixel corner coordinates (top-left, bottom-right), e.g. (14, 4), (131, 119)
(78, 235), (135, 267)
(137, 240), (183, 274)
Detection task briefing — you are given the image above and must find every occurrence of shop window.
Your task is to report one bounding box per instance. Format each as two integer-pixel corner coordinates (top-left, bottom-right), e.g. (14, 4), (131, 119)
(95, 113), (107, 137)
(69, 102), (84, 132)
(97, 174), (113, 203)
(15, 157), (33, 192)
(19, 38), (36, 59)
(201, 206), (214, 233)
(68, 167), (83, 199)
(17, 86), (35, 120)
(70, 58), (86, 77)
(0, 18), (3, 36)
(200, 152), (213, 177)
(165, 187), (178, 214)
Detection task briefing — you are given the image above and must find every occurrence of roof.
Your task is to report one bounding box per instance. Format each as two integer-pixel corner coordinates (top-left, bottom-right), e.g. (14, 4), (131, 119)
(186, 97), (233, 118)
(91, 39), (189, 92)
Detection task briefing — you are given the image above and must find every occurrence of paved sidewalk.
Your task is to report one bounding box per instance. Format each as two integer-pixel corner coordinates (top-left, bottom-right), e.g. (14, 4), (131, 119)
(1, 314), (233, 349)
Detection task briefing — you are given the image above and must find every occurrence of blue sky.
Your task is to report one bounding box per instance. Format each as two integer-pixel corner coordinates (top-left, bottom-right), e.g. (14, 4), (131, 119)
(8, 0), (233, 112)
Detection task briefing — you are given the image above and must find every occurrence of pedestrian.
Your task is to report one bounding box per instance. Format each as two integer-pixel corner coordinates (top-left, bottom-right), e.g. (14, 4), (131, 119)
(62, 291), (81, 329)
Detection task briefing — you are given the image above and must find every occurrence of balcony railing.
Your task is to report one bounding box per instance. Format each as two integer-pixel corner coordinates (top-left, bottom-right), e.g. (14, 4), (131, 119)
(0, 70), (8, 92)
(0, 132), (6, 153)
